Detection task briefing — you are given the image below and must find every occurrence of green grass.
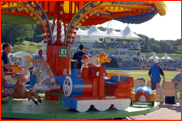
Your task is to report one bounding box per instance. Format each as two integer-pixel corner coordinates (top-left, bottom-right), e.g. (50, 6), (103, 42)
(2, 41), (42, 54)
(107, 70), (179, 82)
(11, 41), (42, 54)
(141, 53), (181, 59)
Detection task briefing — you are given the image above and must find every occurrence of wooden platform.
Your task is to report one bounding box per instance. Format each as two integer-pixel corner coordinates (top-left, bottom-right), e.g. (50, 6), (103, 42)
(1, 95), (158, 120)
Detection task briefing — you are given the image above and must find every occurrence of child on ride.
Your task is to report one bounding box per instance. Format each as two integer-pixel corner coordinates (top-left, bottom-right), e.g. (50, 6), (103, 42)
(81, 54), (90, 73)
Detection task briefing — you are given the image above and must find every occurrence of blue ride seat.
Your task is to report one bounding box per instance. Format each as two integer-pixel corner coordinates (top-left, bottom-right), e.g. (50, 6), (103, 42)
(5, 72), (22, 88)
(105, 76), (128, 85)
(5, 81), (15, 88)
(13, 72), (22, 75)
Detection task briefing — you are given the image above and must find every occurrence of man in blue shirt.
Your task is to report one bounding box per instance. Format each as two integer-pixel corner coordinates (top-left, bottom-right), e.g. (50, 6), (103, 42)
(148, 59), (165, 90)
(1, 43), (12, 72)
(72, 44), (86, 76)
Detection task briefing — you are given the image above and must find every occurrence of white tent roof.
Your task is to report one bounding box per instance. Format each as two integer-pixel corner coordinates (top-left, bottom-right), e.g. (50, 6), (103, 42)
(32, 49), (39, 56)
(42, 26), (88, 38)
(74, 28), (88, 37)
(106, 28), (121, 38)
(87, 25), (107, 38)
(51, 26), (65, 36)
(39, 40), (45, 46)
(38, 26), (65, 37)
(13, 51), (32, 58)
(161, 53), (172, 60)
(149, 52), (159, 60)
(120, 26), (141, 40)
(37, 25), (140, 40)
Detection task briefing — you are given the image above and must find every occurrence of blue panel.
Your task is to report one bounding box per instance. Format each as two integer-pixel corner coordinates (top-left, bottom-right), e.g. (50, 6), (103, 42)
(41, 15), (44, 19)
(105, 76), (128, 85)
(35, 7), (39, 10)
(71, 77), (83, 96)
(53, 75), (66, 86)
(13, 72), (22, 75)
(114, 9), (157, 24)
(71, 69), (77, 78)
(29, 75), (37, 86)
(62, 96), (78, 109)
(5, 81), (15, 88)
(135, 85), (153, 100)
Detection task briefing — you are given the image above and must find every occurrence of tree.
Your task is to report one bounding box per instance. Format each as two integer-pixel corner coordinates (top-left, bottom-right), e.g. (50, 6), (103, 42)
(1, 19), (34, 46)
(142, 37), (149, 53)
(32, 24), (43, 43)
(151, 43), (160, 53)
(97, 26), (106, 31)
(159, 41), (171, 53)
(170, 48), (177, 53)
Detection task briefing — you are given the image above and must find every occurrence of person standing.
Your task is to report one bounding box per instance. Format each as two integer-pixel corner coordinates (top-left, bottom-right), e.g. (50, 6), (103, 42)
(171, 72), (181, 83)
(148, 58), (165, 90)
(171, 72), (181, 88)
(72, 44), (86, 76)
(1, 43), (12, 72)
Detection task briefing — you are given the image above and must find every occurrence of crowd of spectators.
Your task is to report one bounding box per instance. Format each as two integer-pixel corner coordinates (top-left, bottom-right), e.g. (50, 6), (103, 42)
(70, 41), (140, 50)
(141, 60), (181, 70)
(116, 58), (141, 68)
(115, 58), (181, 70)
(93, 42), (140, 49)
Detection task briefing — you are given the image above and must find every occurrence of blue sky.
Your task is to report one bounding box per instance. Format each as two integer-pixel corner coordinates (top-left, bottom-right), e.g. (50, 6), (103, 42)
(96, 1), (181, 40)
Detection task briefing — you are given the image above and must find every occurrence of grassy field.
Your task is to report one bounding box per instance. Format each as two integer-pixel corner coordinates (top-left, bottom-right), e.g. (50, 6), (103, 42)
(107, 70), (179, 85)
(141, 53), (181, 59)
(11, 41), (42, 54)
(1, 41), (42, 54)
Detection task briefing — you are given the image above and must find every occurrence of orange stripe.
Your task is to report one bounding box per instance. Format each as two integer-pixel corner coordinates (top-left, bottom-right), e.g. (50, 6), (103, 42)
(136, 92), (149, 102)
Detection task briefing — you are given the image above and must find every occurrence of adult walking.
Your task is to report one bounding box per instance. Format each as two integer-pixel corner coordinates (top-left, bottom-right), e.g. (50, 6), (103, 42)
(148, 58), (165, 90)
(72, 44), (86, 76)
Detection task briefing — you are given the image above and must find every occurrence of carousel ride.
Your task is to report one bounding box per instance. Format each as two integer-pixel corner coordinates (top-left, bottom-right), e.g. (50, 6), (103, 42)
(1, 1), (167, 120)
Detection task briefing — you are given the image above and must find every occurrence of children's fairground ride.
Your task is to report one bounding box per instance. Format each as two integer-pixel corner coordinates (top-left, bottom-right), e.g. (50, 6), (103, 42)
(1, 1), (167, 120)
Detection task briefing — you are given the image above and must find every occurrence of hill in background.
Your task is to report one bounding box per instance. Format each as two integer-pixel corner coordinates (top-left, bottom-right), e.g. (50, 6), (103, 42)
(1, 41), (42, 54)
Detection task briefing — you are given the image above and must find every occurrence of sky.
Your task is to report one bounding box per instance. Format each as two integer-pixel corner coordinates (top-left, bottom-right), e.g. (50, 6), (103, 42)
(96, 1), (181, 41)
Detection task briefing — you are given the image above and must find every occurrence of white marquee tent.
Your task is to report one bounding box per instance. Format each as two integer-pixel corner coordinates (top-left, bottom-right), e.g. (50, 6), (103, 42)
(149, 52), (159, 60)
(120, 26), (141, 40)
(106, 28), (121, 38)
(161, 53), (172, 60)
(74, 28), (88, 37)
(31, 49), (39, 57)
(37, 25), (141, 43)
(86, 25), (107, 38)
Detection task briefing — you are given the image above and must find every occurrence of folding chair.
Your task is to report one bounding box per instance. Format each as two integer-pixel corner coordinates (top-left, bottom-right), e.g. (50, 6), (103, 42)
(177, 82), (181, 103)
(133, 79), (145, 89)
(162, 81), (178, 105)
